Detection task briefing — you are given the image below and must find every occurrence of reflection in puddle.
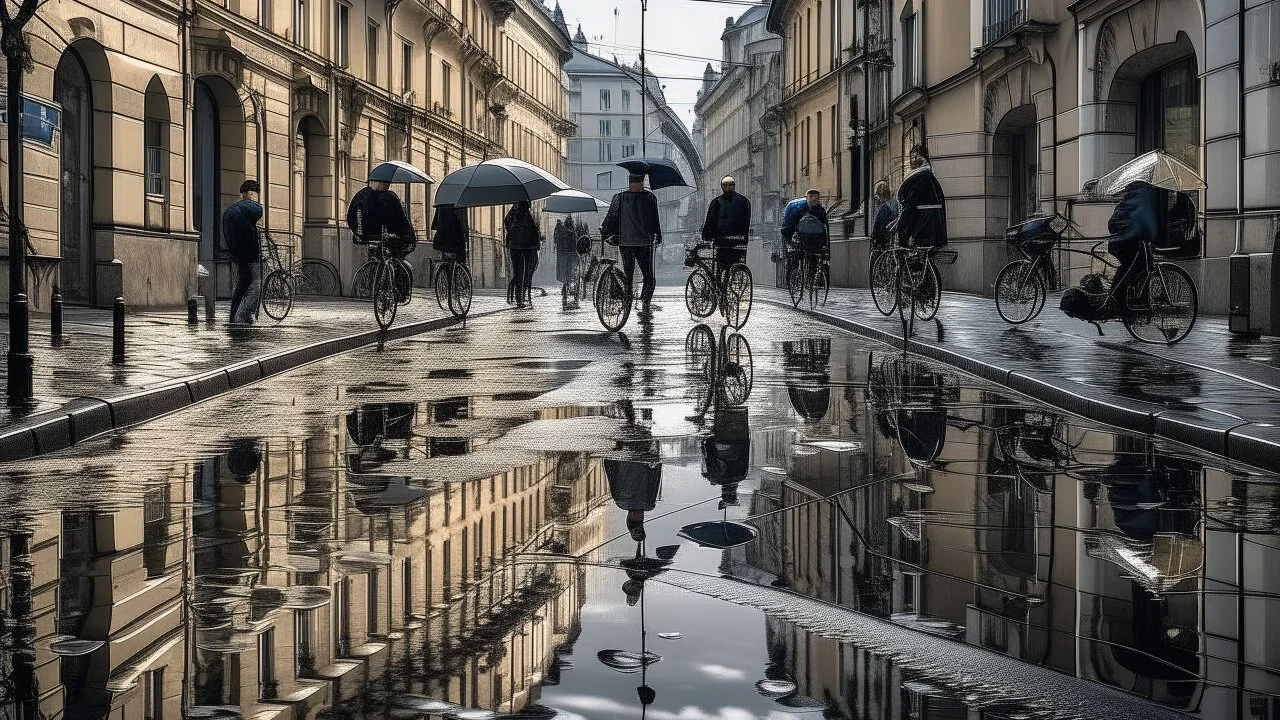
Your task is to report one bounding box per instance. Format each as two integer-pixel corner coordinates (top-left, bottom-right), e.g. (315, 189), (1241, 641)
(0, 329), (1276, 720)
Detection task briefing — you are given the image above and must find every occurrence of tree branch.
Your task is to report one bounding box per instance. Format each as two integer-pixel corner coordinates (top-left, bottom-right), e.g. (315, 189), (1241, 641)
(12, 0), (40, 28)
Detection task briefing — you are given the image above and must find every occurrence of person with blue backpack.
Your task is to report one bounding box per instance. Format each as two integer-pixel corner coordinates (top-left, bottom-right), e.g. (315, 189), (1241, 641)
(779, 188), (829, 289)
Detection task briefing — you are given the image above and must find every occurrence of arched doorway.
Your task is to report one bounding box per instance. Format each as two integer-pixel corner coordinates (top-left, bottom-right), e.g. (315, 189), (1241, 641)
(993, 104), (1038, 227)
(192, 76), (249, 265)
(55, 49), (94, 303)
(293, 115), (329, 258)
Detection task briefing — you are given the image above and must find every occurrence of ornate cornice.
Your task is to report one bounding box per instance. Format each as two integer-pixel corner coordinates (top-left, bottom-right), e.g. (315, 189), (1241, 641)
(483, 0), (516, 22)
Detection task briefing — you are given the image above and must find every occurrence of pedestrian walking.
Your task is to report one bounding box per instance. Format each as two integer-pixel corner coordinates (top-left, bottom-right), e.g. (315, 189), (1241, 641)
(779, 189), (829, 286)
(871, 180), (900, 251)
(895, 144), (948, 247)
(504, 200), (542, 308)
(554, 216), (578, 294)
(431, 203), (469, 265)
(601, 173), (663, 320)
(221, 179), (263, 325)
(701, 175), (751, 286)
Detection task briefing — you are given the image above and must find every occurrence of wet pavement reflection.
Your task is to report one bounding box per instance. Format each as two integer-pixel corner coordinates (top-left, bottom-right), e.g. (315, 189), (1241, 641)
(0, 301), (1276, 720)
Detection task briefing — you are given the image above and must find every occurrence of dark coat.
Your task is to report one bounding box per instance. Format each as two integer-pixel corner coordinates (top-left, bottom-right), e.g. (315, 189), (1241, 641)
(347, 187), (417, 248)
(896, 165), (948, 246)
(1107, 182), (1161, 251)
(554, 218), (577, 251)
(504, 205), (542, 250)
(221, 198), (263, 262)
(702, 190), (751, 243)
(431, 205), (469, 254)
(602, 190), (662, 247)
(872, 199), (900, 249)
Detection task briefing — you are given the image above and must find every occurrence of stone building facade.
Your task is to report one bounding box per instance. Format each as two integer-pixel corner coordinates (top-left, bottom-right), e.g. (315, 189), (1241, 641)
(767, 0), (1280, 334)
(0, 0), (573, 309)
(692, 3), (783, 284)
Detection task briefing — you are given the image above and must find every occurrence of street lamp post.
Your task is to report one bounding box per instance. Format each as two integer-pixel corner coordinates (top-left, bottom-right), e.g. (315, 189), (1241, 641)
(640, 0), (646, 156)
(2, 0), (39, 405)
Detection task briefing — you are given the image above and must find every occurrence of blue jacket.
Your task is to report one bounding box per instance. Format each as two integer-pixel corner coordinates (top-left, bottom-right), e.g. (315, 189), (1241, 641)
(1107, 182), (1161, 250)
(872, 199), (900, 248)
(780, 198), (828, 243)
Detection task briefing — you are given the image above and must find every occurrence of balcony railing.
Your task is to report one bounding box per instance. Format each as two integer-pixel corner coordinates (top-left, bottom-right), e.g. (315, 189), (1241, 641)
(983, 0), (1027, 45)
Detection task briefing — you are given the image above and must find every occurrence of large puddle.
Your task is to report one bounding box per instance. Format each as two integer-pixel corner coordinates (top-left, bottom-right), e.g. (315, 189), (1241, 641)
(0, 314), (1276, 720)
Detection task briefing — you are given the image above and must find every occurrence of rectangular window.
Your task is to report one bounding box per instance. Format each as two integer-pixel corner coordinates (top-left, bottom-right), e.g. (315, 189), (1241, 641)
(621, 89), (631, 110)
(367, 22), (379, 85)
(401, 41), (412, 93)
(621, 119), (631, 137)
(442, 63), (453, 111)
(142, 669), (163, 720)
(598, 141), (612, 162)
(600, 89), (611, 111)
(1139, 57), (1200, 170)
(144, 120), (165, 198)
(335, 2), (350, 67)
(259, 0), (271, 29)
(622, 143), (636, 158)
(816, 111), (823, 167)
(258, 629), (276, 699)
(596, 171), (612, 189)
(294, 0), (307, 46)
(599, 119), (610, 137)
(334, 579), (350, 656)
(902, 14), (917, 90)
(294, 609), (313, 675)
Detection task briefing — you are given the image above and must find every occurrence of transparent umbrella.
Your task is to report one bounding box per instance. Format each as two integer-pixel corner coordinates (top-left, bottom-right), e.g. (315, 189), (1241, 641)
(1086, 150), (1205, 196)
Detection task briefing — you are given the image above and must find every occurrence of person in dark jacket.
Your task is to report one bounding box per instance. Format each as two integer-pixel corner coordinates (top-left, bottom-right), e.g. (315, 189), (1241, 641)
(222, 179), (263, 325)
(555, 216), (579, 296)
(602, 174), (663, 319)
(1107, 180), (1161, 311)
(702, 404), (749, 507)
(346, 180), (417, 257)
(604, 400), (663, 542)
(871, 181), (900, 250)
(431, 204), (469, 265)
(702, 176), (752, 280)
(504, 200), (542, 308)
(896, 145), (948, 247)
(779, 189), (829, 288)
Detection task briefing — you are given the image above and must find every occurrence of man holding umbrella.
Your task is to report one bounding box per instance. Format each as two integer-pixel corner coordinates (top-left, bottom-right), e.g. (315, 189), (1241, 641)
(602, 173), (663, 320)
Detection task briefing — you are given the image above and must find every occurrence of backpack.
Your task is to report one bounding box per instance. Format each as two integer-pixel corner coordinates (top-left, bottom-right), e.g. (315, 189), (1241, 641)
(1154, 190), (1202, 259)
(796, 211), (826, 251)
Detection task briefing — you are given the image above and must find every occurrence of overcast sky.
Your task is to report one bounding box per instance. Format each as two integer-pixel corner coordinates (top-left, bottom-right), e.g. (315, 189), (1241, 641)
(554, 0), (763, 129)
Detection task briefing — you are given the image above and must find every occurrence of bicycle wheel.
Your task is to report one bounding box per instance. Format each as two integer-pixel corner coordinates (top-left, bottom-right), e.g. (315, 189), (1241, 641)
(1029, 264), (1050, 320)
(870, 251), (898, 316)
(684, 269), (717, 318)
(394, 260), (414, 306)
(722, 264), (753, 329)
(295, 259), (343, 296)
(449, 263), (473, 317)
(434, 263), (452, 312)
(895, 262), (916, 340)
(786, 255), (806, 308)
(686, 324), (715, 378)
(995, 260), (1043, 325)
(1124, 262), (1197, 344)
(721, 332), (754, 405)
(595, 266), (631, 331)
(914, 263), (941, 322)
(261, 269), (294, 321)
(373, 262), (398, 330)
(351, 260), (378, 299)
(815, 265), (830, 307)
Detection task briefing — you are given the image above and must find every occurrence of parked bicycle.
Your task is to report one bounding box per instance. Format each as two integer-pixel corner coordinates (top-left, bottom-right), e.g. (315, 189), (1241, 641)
(777, 243), (829, 311)
(892, 245), (956, 341)
(561, 235), (594, 309)
(684, 238), (752, 329)
(256, 232), (344, 322)
(994, 212), (1198, 344)
(431, 250), (473, 318)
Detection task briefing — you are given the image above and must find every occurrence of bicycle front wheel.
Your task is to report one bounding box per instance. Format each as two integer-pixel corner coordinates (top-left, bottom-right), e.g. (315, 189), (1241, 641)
(786, 255), (806, 308)
(995, 260), (1042, 325)
(596, 266), (632, 331)
(721, 332), (754, 405)
(722, 264), (753, 329)
(434, 263), (452, 312)
(685, 269), (717, 318)
(1124, 262), (1197, 344)
(870, 251), (898, 316)
(815, 265), (830, 308)
(351, 260), (378, 299)
(373, 262), (398, 330)
(261, 270), (294, 321)
(449, 263), (473, 317)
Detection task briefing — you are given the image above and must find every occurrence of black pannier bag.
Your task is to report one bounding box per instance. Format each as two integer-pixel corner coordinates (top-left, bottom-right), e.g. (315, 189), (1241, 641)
(1154, 190), (1202, 259)
(1060, 273), (1109, 321)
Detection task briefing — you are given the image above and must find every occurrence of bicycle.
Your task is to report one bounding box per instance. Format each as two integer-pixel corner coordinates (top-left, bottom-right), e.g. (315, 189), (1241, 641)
(994, 212), (1198, 344)
(869, 245), (899, 316)
(430, 251), (473, 318)
(256, 233), (346, 322)
(892, 245), (956, 341)
(353, 231), (414, 330)
(684, 238), (753, 329)
(594, 236), (632, 332)
(777, 242), (829, 311)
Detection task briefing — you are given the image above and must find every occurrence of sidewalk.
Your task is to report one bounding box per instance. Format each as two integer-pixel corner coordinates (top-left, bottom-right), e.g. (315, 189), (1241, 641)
(759, 286), (1280, 470)
(0, 291), (495, 427)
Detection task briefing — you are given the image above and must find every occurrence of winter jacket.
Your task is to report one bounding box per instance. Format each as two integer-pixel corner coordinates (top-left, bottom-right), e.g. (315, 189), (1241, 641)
(702, 190), (751, 244)
(602, 189), (662, 247)
(896, 165), (948, 247)
(780, 198), (829, 246)
(221, 198), (263, 262)
(872, 199), (900, 249)
(431, 205), (469, 255)
(503, 205), (542, 250)
(347, 187), (417, 251)
(1107, 181), (1161, 252)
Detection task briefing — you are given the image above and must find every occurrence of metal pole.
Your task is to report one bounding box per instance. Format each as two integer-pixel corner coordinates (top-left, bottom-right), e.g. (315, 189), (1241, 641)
(51, 284), (62, 341)
(640, 0), (647, 156)
(6, 27), (34, 403)
(112, 296), (125, 364)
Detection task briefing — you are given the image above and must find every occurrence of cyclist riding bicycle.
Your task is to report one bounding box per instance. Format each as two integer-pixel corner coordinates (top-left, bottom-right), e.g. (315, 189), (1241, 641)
(702, 176), (752, 287)
(779, 189), (829, 285)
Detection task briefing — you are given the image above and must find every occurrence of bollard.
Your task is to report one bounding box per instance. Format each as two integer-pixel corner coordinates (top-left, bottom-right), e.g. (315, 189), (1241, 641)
(188, 296), (199, 324)
(50, 285), (63, 343)
(112, 297), (125, 364)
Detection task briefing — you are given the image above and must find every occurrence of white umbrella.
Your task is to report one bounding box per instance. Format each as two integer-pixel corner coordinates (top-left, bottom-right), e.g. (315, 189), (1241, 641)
(433, 158), (569, 208)
(368, 160), (434, 184)
(544, 189), (610, 214)
(1086, 150), (1205, 196)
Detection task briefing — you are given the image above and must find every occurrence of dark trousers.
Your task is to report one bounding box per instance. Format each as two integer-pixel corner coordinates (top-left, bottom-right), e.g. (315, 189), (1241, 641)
(621, 245), (656, 306)
(511, 248), (539, 302)
(1109, 240), (1144, 305)
(714, 244), (747, 289)
(229, 260), (260, 323)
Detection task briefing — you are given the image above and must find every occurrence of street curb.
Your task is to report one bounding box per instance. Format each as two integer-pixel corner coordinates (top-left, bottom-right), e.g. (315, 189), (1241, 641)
(760, 297), (1279, 471)
(0, 308), (505, 463)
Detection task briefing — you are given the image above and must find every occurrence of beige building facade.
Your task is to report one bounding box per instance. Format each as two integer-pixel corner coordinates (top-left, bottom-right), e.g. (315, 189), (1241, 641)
(0, 0), (572, 310)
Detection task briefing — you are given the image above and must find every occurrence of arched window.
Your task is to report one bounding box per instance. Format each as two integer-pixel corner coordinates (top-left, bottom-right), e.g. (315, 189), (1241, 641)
(144, 77), (169, 199)
(1138, 56), (1199, 169)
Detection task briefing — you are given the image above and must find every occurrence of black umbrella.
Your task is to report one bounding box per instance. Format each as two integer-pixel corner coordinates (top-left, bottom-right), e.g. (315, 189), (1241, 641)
(617, 158), (689, 190)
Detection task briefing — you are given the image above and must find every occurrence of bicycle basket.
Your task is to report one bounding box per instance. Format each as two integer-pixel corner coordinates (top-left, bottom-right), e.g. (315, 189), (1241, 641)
(932, 249), (958, 266)
(1005, 215), (1065, 255)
